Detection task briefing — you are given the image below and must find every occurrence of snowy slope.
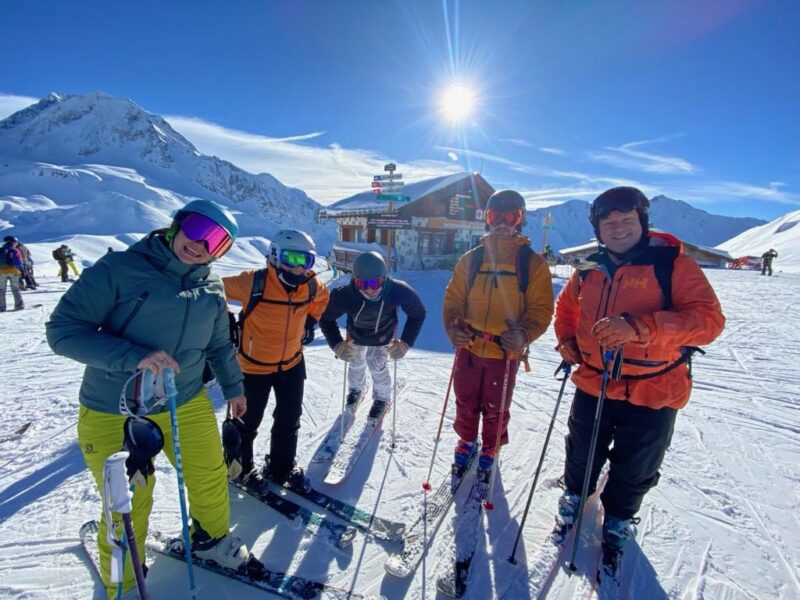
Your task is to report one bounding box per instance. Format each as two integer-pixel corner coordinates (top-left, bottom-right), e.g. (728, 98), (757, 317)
(718, 208), (800, 273)
(0, 245), (798, 599)
(0, 92), (335, 248)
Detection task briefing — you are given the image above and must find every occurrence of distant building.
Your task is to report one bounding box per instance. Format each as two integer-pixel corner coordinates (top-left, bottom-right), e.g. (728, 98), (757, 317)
(559, 236), (733, 268)
(319, 172), (494, 271)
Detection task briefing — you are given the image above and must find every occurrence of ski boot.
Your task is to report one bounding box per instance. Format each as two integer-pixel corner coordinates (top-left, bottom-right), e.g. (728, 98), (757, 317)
(345, 389), (363, 411)
(236, 469), (270, 497)
(367, 398), (388, 423)
(596, 514), (640, 586)
(475, 446), (495, 484)
(550, 488), (581, 546)
(452, 439), (475, 477)
(262, 456), (311, 495)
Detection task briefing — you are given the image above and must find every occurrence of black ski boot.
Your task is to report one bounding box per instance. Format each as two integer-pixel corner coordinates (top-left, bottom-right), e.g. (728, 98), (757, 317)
(367, 399), (388, 421)
(346, 389), (362, 410)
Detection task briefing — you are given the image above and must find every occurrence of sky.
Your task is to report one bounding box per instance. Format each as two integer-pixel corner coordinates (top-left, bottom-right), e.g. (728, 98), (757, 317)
(1, 0), (798, 219)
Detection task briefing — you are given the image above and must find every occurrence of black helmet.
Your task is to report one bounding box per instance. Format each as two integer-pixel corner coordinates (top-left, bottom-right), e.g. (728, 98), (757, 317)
(589, 186), (650, 242)
(353, 251), (386, 279)
(3, 235), (17, 244)
(485, 189), (527, 231)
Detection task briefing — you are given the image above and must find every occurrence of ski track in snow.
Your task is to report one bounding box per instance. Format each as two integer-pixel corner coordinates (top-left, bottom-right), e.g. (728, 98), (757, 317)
(0, 269), (798, 599)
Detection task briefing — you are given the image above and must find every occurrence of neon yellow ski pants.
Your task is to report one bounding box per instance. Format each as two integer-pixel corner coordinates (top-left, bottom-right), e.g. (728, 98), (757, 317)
(78, 388), (230, 599)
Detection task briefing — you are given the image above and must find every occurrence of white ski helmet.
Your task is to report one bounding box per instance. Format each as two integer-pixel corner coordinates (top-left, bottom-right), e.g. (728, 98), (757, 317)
(268, 229), (317, 267)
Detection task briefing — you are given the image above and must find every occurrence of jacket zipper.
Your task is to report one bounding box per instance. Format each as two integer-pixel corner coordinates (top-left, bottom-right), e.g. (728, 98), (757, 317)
(374, 300), (384, 334)
(118, 291), (150, 337)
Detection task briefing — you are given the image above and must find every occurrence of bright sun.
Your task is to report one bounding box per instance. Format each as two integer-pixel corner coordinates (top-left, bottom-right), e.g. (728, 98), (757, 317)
(439, 83), (476, 124)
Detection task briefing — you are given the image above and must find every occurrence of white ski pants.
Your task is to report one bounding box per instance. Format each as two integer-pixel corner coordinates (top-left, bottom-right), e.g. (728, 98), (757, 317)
(348, 344), (391, 402)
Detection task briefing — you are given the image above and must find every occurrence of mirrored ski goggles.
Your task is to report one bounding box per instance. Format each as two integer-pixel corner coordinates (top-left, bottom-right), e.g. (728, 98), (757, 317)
(485, 208), (523, 228)
(279, 248), (315, 270)
(118, 369), (168, 417)
(179, 212), (233, 258)
(354, 276), (384, 291)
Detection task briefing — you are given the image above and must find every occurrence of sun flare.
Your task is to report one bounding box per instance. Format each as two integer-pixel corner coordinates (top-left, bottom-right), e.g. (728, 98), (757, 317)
(439, 83), (476, 124)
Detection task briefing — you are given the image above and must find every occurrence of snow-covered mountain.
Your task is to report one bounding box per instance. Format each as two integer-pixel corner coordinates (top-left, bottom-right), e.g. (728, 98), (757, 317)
(718, 208), (800, 272)
(0, 92), (335, 248)
(522, 196), (766, 252)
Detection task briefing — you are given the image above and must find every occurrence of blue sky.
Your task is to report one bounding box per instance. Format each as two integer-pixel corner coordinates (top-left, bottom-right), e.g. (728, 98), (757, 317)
(1, 0), (798, 219)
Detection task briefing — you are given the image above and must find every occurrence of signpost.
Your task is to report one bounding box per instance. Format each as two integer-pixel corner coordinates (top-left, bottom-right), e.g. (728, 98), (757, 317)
(541, 212), (554, 254)
(374, 163), (407, 271)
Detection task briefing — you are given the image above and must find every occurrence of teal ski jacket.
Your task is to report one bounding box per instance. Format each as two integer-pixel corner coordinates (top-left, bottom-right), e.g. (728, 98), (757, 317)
(46, 231), (244, 414)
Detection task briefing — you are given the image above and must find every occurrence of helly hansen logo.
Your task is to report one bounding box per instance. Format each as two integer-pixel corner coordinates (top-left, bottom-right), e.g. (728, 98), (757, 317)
(622, 278), (649, 291)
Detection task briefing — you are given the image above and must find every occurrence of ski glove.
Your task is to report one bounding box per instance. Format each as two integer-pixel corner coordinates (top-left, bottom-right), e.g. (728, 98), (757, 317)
(556, 338), (582, 365)
(387, 339), (409, 360)
(334, 339), (358, 362)
(301, 315), (317, 346)
(221, 418), (244, 480)
(501, 320), (529, 354)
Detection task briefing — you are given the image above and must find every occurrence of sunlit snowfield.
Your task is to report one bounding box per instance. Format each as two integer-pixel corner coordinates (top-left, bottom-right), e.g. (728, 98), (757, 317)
(0, 266), (797, 599)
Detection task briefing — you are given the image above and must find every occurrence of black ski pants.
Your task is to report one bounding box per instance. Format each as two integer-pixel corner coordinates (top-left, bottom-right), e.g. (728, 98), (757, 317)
(240, 358), (306, 481)
(564, 388), (677, 520)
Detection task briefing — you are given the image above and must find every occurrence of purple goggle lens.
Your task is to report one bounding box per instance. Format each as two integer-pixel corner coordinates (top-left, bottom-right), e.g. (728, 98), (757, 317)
(355, 277), (384, 291)
(179, 213), (233, 258)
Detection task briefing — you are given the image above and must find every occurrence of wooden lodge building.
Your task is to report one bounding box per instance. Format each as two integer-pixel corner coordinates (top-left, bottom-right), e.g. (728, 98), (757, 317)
(318, 172), (495, 271)
(558, 236), (733, 268)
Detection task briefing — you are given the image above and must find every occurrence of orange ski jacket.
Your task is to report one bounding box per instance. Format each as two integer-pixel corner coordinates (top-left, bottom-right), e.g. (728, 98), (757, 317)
(223, 267), (329, 374)
(555, 235), (725, 410)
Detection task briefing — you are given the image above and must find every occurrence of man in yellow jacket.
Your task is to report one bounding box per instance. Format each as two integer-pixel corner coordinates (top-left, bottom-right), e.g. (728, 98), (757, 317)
(443, 190), (554, 481)
(223, 229), (329, 494)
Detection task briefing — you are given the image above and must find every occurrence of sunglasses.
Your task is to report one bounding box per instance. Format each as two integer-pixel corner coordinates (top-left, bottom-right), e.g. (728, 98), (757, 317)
(179, 212), (233, 258)
(354, 277), (384, 291)
(279, 248), (315, 270)
(486, 208), (523, 228)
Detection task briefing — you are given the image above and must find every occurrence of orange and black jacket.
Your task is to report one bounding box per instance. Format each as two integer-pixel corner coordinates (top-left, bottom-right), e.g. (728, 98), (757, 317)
(555, 233), (725, 410)
(223, 267), (329, 375)
(443, 233), (554, 360)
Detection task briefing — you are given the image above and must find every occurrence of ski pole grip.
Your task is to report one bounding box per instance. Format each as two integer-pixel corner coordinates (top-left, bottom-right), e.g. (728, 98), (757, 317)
(103, 451), (133, 514)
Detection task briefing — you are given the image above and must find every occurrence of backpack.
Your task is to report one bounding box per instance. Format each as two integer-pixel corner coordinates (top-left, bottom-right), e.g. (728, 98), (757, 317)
(2, 245), (15, 267)
(52, 249), (60, 260)
(229, 266), (318, 348)
(466, 244), (534, 295)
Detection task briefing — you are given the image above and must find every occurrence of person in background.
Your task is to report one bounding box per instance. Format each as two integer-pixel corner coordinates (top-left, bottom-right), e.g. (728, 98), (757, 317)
(107, 246), (115, 254)
(442, 190), (554, 482)
(761, 248), (778, 276)
(553, 186), (725, 583)
(64, 245), (80, 277)
(16, 240), (37, 290)
(46, 199), (267, 599)
(319, 251), (426, 419)
(222, 229), (329, 495)
(52, 244), (71, 282)
(1, 235), (25, 311)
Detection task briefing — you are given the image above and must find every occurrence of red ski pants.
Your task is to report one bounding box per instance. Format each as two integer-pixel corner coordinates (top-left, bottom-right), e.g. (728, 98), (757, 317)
(452, 349), (519, 452)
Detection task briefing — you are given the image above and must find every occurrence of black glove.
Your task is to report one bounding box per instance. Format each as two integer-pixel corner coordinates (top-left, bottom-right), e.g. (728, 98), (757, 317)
(301, 315), (317, 345)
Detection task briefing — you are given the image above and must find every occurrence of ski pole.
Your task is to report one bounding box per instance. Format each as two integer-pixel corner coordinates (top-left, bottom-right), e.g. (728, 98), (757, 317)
(340, 360), (348, 445)
(422, 350), (459, 491)
(508, 360), (572, 564)
(103, 452), (149, 600)
(391, 359), (398, 449)
(484, 352), (513, 510)
(164, 369), (197, 598)
(568, 349), (615, 573)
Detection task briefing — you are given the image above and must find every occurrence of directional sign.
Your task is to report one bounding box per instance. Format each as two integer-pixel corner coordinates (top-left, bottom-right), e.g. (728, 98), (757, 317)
(378, 185), (404, 193)
(371, 181), (382, 188)
(373, 173), (403, 181)
(384, 162), (397, 172)
(376, 193), (411, 202)
(367, 213), (412, 229)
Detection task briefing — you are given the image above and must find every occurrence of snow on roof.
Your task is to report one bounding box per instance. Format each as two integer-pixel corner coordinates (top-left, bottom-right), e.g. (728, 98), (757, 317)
(323, 172), (474, 214)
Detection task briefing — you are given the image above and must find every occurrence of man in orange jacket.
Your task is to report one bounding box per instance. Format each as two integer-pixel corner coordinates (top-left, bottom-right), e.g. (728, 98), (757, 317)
(553, 186), (725, 583)
(223, 229), (329, 494)
(443, 190), (554, 482)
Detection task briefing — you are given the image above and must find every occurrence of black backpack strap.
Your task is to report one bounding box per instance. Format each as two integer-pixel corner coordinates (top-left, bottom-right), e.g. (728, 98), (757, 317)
(516, 245), (533, 293)
(466, 245), (485, 292)
(240, 268), (268, 325)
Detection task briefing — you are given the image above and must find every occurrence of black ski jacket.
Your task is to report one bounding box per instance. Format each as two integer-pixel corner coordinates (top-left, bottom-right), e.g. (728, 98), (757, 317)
(319, 277), (426, 348)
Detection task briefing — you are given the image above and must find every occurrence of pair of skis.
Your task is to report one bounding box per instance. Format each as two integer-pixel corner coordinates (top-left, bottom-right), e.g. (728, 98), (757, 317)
(80, 520), (383, 599)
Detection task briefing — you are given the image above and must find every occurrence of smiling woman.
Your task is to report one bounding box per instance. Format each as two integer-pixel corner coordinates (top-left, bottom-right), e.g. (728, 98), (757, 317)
(439, 82), (476, 123)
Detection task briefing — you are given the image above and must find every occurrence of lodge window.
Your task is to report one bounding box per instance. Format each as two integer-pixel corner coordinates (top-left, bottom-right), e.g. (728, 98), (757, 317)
(341, 226), (357, 242)
(418, 230), (454, 255)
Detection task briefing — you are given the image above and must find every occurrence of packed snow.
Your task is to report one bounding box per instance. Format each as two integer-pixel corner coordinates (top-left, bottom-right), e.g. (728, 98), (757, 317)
(0, 246), (798, 599)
